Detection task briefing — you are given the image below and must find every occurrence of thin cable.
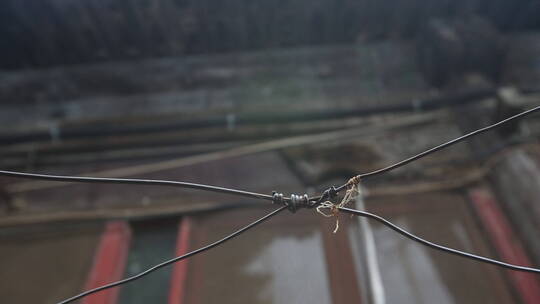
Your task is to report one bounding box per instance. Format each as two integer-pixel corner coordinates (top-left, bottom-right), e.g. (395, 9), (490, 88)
(339, 206), (540, 273)
(4, 114), (437, 194)
(5, 106), (539, 203)
(0, 170), (274, 202)
(330, 105), (540, 193)
(56, 205), (287, 304)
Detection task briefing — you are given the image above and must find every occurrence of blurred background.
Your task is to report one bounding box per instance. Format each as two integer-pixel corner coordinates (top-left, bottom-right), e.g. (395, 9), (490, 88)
(2, 0), (540, 303)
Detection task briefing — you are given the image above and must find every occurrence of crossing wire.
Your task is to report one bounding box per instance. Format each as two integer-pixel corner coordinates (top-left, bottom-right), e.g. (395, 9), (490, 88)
(57, 206), (287, 304)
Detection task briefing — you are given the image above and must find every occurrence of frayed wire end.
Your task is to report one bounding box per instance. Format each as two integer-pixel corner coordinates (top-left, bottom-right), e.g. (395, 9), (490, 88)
(316, 176), (361, 233)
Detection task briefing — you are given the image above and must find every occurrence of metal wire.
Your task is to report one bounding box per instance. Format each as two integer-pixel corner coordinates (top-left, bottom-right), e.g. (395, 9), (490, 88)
(56, 205), (287, 304)
(0, 170), (275, 202)
(339, 206), (540, 273)
(329, 105), (540, 193)
(3, 106), (539, 203)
